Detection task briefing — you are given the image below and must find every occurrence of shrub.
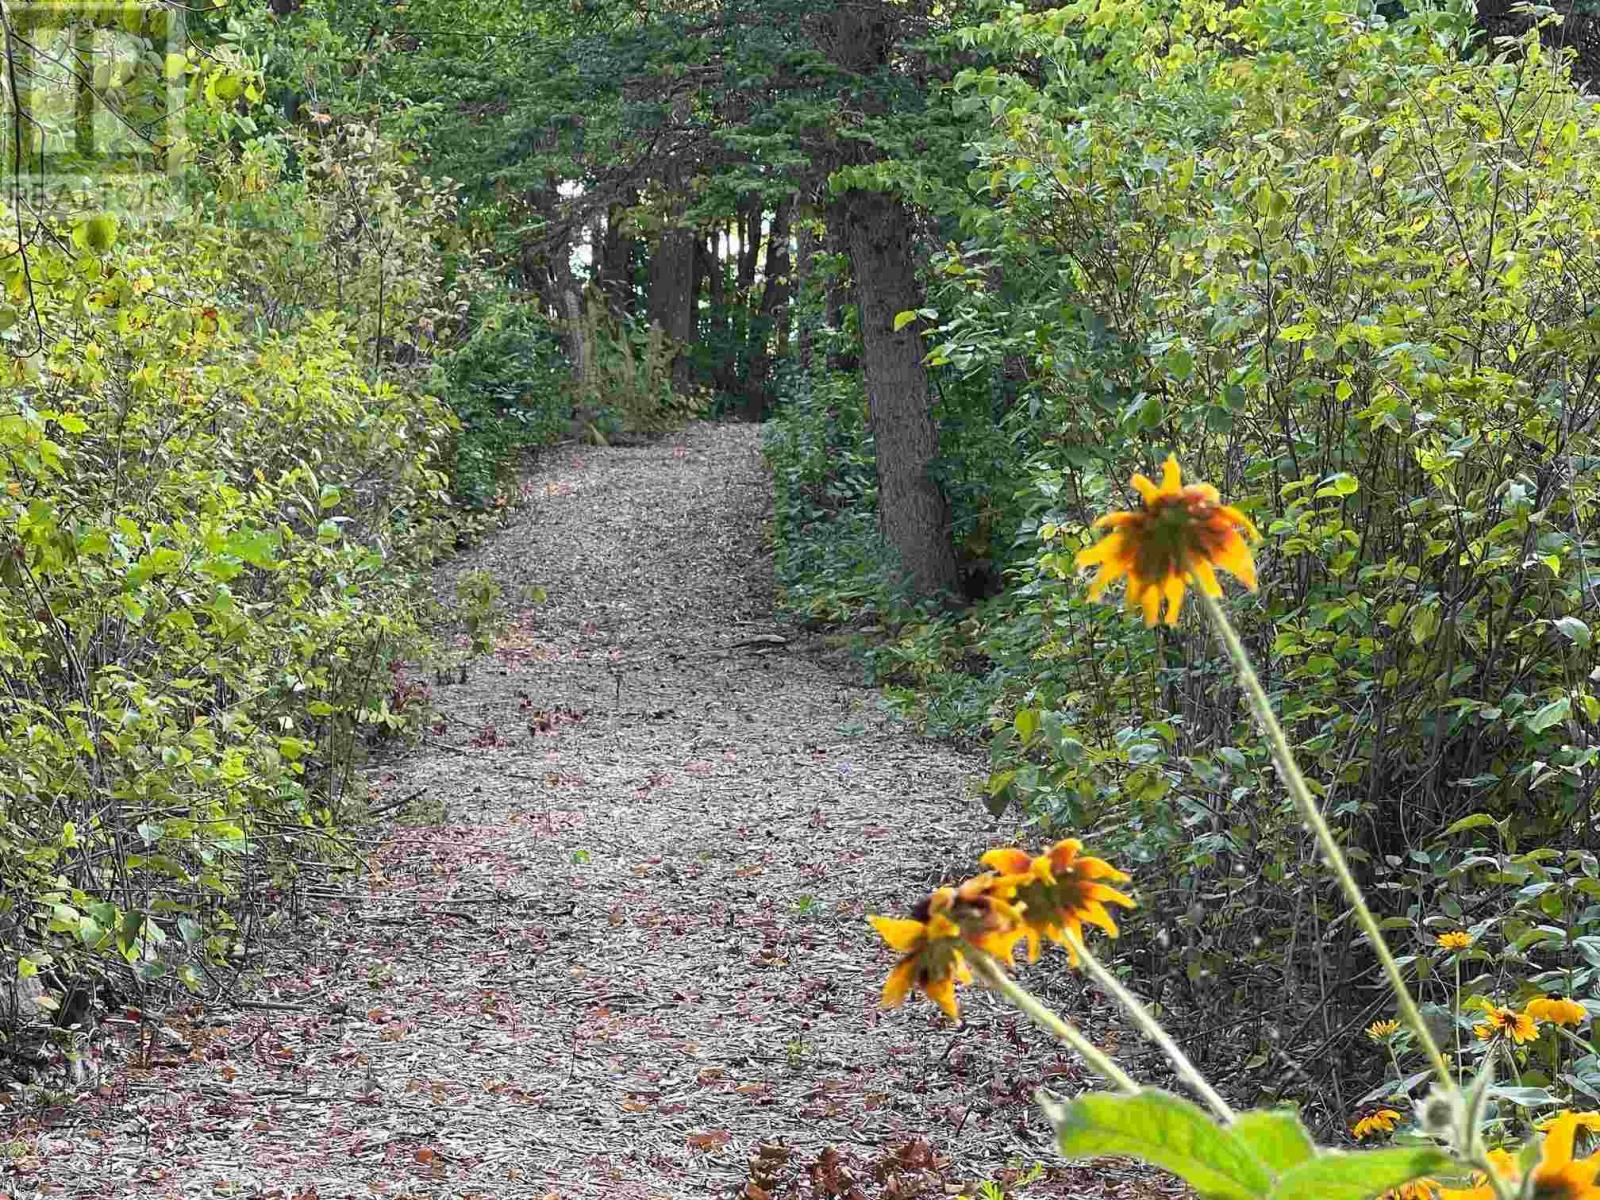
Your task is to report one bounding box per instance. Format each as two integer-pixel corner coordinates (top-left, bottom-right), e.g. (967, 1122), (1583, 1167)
(430, 299), (573, 507)
(773, 0), (1600, 1120)
(0, 107), (459, 1042)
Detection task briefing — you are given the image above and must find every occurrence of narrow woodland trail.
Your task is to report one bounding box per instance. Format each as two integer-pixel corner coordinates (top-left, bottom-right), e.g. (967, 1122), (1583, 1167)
(13, 424), (1176, 1200)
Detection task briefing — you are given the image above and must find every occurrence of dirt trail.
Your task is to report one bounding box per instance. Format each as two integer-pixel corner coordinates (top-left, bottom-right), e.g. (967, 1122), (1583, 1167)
(9, 424), (1170, 1199)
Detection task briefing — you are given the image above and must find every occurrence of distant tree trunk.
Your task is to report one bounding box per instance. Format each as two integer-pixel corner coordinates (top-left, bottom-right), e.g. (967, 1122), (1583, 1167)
(770, 199), (795, 363)
(832, 188), (959, 601)
(702, 235), (739, 395)
(648, 224), (697, 395)
(795, 216), (817, 372)
(597, 200), (636, 315)
(743, 195), (794, 419)
(736, 196), (762, 297)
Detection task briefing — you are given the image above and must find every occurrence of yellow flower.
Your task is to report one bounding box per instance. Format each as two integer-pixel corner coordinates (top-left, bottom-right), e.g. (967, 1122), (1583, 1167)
(1436, 931), (1473, 951)
(868, 878), (1026, 1021)
(1353, 1109), (1404, 1140)
(1367, 1019), (1401, 1043)
(869, 892), (971, 1021)
(1075, 455), (1259, 626)
(980, 839), (1136, 964)
(1436, 1149), (1520, 1200)
(1381, 1183), (1438, 1200)
(1439, 1115), (1600, 1199)
(1473, 1005), (1539, 1045)
(1528, 996), (1590, 1027)
(1536, 1112), (1600, 1135)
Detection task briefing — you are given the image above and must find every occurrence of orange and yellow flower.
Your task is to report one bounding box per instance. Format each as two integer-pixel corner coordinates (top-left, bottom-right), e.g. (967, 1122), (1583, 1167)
(869, 891), (972, 1021)
(1075, 455), (1259, 626)
(1436, 1149), (1519, 1200)
(1473, 1005), (1539, 1045)
(1353, 1108), (1404, 1140)
(1439, 1115), (1600, 1199)
(1381, 1182), (1438, 1200)
(1536, 1112), (1600, 1135)
(868, 877), (1027, 1020)
(1436, 931), (1473, 952)
(1528, 996), (1590, 1027)
(1367, 1019), (1400, 1042)
(980, 839), (1136, 964)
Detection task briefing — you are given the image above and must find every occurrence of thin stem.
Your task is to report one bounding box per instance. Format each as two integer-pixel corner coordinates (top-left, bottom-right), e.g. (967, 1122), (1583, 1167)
(1069, 933), (1236, 1121)
(1453, 956), (1463, 1087)
(1196, 588), (1452, 1084)
(1554, 1025), (1597, 1057)
(967, 952), (1140, 1095)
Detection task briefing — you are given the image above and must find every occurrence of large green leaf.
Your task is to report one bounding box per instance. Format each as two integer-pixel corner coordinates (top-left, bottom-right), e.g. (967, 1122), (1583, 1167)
(1232, 1109), (1317, 1175)
(1269, 1147), (1456, 1200)
(1040, 1089), (1273, 1200)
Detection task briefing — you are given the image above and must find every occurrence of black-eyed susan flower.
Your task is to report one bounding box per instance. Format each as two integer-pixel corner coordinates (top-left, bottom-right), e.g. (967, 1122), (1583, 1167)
(1436, 931), (1473, 952)
(1353, 1108), (1404, 1140)
(1367, 1019), (1400, 1043)
(1075, 455), (1259, 626)
(1380, 1182), (1438, 1200)
(1528, 996), (1590, 1027)
(980, 839), (1135, 965)
(1529, 1112), (1600, 1199)
(869, 890), (971, 1021)
(1439, 1114), (1600, 1199)
(868, 878), (1027, 1020)
(1473, 1005), (1538, 1045)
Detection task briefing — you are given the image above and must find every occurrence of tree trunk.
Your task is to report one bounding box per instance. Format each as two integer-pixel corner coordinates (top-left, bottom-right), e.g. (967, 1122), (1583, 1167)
(832, 187), (959, 601)
(795, 216), (817, 372)
(647, 224), (697, 395)
(597, 200), (636, 315)
(743, 195), (794, 420)
(736, 196), (762, 297)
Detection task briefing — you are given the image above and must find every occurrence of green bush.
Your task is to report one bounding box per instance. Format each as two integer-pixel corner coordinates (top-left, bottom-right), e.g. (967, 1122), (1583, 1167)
(430, 300), (573, 507)
(771, 0), (1600, 1121)
(764, 368), (907, 622)
(0, 100), (460, 1027)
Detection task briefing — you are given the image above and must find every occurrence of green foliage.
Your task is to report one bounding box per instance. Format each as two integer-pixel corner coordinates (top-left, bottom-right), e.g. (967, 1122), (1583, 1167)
(430, 299), (573, 506)
(768, 0), (1600, 1121)
(578, 296), (704, 435)
(0, 48), (461, 1024)
(1040, 1089), (1453, 1200)
(763, 369), (907, 621)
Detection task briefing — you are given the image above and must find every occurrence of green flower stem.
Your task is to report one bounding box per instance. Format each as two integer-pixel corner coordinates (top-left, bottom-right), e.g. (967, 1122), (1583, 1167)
(1069, 933), (1236, 1122)
(1554, 1025), (1598, 1057)
(1195, 588), (1452, 1085)
(968, 951), (1140, 1095)
(1452, 956), (1463, 1087)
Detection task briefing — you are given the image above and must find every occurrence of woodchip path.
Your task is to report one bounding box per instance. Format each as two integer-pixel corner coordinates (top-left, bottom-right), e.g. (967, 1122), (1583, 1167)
(5, 423), (1176, 1200)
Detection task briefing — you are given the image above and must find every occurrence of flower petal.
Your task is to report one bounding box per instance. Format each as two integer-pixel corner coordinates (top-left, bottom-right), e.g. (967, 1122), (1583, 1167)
(1542, 1112), (1578, 1167)
(881, 956), (917, 1008)
(869, 915), (927, 954)
(925, 974), (960, 1020)
(980, 848), (1033, 875)
(1160, 455), (1182, 493)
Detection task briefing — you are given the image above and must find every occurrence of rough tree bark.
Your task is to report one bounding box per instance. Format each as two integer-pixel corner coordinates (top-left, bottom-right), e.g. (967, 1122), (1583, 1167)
(832, 187), (960, 601)
(647, 223), (698, 395)
(596, 200), (636, 315)
(743, 195), (794, 420)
